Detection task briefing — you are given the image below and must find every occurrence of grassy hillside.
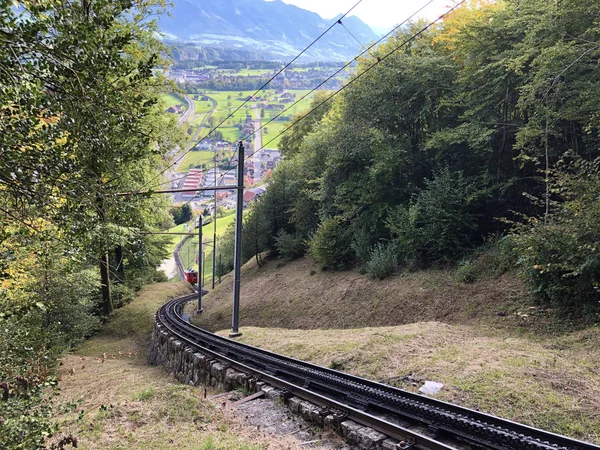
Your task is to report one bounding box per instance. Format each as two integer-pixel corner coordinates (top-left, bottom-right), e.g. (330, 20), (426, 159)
(50, 282), (326, 450)
(190, 256), (534, 332)
(187, 256), (600, 443)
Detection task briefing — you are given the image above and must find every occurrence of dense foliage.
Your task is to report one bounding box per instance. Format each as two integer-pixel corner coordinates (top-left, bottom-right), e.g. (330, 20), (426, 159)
(172, 204), (193, 225)
(1, 1), (181, 446)
(225, 0), (600, 316)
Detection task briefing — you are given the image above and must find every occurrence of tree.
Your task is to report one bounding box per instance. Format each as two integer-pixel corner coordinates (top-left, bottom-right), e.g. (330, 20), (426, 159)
(172, 204), (192, 225)
(1, 0), (181, 443)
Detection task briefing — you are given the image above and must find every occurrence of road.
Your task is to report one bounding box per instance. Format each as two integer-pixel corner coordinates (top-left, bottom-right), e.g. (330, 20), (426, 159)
(162, 95), (195, 200)
(171, 94), (218, 203)
(178, 95), (195, 125)
(184, 95), (217, 152)
(252, 106), (263, 183)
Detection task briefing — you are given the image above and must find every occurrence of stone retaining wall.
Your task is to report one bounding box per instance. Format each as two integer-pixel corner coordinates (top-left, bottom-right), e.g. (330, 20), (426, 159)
(148, 320), (407, 450)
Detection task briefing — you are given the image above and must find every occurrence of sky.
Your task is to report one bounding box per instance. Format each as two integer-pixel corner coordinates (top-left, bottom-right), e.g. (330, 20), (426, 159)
(277, 0), (450, 33)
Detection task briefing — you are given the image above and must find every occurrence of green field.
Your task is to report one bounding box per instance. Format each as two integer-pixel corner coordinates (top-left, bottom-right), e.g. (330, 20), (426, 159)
(168, 86), (319, 153)
(178, 149), (216, 171)
(222, 68), (273, 77)
(261, 120), (289, 148)
(166, 222), (188, 254)
(257, 89), (316, 147)
(191, 94), (216, 115)
(161, 93), (187, 110)
(198, 90), (253, 142)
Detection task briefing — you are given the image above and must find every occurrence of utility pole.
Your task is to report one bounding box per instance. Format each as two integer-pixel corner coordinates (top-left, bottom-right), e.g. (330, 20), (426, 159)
(212, 157), (218, 289)
(219, 253), (222, 285)
(115, 245), (124, 283)
(99, 253), (112, 315)
(229, 141), (244, 337)
(197, 216), (203, 313)
(96, 189), (112, 316)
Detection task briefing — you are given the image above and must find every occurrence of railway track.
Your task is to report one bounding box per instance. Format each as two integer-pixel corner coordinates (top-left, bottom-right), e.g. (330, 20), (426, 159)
(173, 234), (189, 281)
(154, 294), (599, 450)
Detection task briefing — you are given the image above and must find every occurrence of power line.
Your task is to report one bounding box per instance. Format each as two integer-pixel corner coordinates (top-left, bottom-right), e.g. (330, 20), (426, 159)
(129, 0), (451, 204)
(237, 0), (436, 146)
(240, 0), (466, 165)
(141, 0), (365, 192)
(168, 0), (437, 204)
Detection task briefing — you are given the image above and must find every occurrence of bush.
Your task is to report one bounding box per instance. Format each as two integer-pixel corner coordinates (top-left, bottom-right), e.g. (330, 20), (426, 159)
(274, 230), (305, 259)
(0, 316), (58, 450)
(512, 155), (600, 315)
(171, 204), (192, 225)
(388, 168), (477, 267)
(454, 236), (519, 283)
(455, 259), (479, 283)
(308, 217), (354, 270)
(365, 243), (398, 279)
(152, 270), (169, 283)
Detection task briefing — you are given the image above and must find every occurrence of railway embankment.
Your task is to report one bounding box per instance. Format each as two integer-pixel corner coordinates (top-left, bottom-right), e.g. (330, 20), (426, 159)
(185, 256), (600, 444)
(49, 282), (333, 450)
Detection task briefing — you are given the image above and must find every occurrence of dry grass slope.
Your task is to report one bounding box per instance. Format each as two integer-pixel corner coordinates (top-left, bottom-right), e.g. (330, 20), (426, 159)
(220, 324), (600, 443)
(50, 281), (331, 450)
(189, 257), (600, 444)
(191, 256), (533, 332)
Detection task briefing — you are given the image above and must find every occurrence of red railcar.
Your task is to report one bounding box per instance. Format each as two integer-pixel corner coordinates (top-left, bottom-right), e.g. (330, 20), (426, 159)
(184, 270), (198, 285)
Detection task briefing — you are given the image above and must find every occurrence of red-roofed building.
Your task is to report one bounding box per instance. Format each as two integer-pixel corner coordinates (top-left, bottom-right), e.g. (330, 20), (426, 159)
(243, 190), (256, 204)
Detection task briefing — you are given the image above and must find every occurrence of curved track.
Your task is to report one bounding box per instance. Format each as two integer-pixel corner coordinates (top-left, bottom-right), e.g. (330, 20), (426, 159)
(155, 295), (599, 450)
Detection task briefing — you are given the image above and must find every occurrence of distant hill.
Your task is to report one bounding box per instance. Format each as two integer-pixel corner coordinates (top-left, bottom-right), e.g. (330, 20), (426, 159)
(158, 0), (378, 61)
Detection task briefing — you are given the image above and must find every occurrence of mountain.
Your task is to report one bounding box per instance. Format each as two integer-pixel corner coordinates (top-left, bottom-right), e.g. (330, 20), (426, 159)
(157, 0), (378, 61)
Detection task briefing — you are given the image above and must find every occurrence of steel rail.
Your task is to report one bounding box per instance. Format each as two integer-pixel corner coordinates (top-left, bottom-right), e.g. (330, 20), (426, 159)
(155, 295), (453, 450)
(154, 295), (600, 450)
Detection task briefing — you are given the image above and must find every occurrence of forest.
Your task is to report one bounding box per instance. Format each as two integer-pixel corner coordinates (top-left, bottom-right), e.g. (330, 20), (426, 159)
(225, 0), (600, 318)
(0, 1), (181, 447)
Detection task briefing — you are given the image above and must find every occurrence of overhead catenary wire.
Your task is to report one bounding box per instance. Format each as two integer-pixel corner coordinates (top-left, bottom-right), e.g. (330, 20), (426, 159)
(124, 0), (459, 201)
(240, 0), (467, 165)
(140, 0), (365, 192)
(150, 0), (436, 199)
(146, 0), (435, 199)
(237, 0), (436, 146)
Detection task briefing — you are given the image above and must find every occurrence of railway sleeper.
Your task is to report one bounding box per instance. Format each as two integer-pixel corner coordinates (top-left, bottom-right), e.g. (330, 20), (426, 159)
(152, 302), (595, 450)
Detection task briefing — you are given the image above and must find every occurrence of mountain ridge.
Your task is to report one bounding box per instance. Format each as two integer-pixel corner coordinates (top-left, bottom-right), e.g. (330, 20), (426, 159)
(158, 0), (378, 61)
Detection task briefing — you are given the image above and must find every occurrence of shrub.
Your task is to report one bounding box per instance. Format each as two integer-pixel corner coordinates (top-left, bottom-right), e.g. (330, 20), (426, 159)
(455, 259), (479, 283)
(365, 243), (398, 279)
(454, 236), (519, 283)
(274, 230), (305, 259)
(308, 217), (354, 270)
(388, 168), (477, 267)
(0, 316), (58, 450)
(512, 155), (600, 315)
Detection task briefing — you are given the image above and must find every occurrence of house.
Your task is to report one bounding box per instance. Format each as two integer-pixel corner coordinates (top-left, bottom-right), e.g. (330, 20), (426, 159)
(243, 187), (266, 207)
(166, 104), (184, 114)
(243, 190), (256, 205)
(223, 175), (237, 186)
(181, 170), (202, 198)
